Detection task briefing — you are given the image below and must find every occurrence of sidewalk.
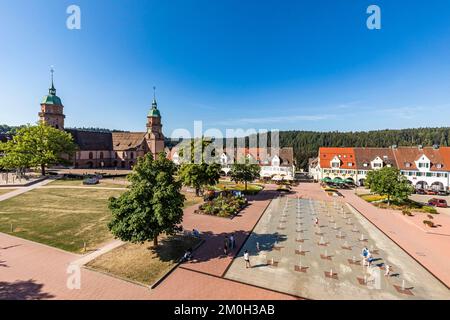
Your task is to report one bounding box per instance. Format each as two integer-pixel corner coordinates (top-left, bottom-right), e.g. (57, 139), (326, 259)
(0, 178), (53, 202)
(341, 189), (450, 288)
(0, 188), (296, 300)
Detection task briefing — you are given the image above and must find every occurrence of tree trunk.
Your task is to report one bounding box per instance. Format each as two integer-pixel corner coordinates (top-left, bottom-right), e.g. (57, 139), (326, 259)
(153, 236), (158, 247)
(41, 164), (46, 176)
(196, 187), (200, 197)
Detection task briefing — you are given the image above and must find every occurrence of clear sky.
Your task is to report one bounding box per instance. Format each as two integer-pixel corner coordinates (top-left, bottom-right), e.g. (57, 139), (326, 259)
(1, 0), (450, 137)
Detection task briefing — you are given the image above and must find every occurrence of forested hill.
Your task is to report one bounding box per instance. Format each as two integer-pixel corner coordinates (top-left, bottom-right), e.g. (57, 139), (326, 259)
(278, 128), (450, 170)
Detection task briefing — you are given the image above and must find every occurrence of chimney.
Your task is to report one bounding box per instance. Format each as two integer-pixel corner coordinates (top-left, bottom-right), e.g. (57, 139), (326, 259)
(418, 145), (423, 150)
(433, 144), (440, 150)
(391, 144), (397, 149)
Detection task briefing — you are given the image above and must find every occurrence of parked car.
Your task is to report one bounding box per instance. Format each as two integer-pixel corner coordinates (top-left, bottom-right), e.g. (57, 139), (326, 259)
(428, 198), (448, 208)
(438, 190), (448, 196)
(83, 177), (99, 185)
(426, 189), (438, 195)
(416, 189), (426, 195)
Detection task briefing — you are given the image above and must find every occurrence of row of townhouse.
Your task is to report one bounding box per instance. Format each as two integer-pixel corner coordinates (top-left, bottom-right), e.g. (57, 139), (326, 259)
(308, 146), (450, 191)
(169, 146), (296, 180)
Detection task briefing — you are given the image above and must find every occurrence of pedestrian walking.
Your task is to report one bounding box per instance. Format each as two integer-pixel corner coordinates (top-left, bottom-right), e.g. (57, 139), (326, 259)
(314, 217), (319, 226)
(384, 264), (391, 277)
(256, 242), (260, 252)
(230, 234), (236, 250)
(244, 250), (251, 268)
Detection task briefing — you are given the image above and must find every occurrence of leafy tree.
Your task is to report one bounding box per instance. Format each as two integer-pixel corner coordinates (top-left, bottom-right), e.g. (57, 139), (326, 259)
(178, 162), (221, 196)
(230, 159), (261, 191)
(0, 123), (75, 175)
(366, 167), (413, 205)
(178, 137), (215, 164)
(108, 153), (185, 246)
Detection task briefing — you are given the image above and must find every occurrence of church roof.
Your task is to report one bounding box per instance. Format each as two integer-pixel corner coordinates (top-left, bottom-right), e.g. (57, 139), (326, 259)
(66, 129), (113, 151)
(148, 106), (161, 117)
(41, 93), (62, 106)
(112, 132), (146, 151)
(42, 69), (63, 105)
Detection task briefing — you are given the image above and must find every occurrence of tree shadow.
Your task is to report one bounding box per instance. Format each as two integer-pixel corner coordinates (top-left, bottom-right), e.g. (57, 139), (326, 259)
(246, 190), (278, 202)
(0, 280), (54, 300)
(150, 234), (202, 263)
(0, 260), (8, 268)
(183, 230), (288, 264)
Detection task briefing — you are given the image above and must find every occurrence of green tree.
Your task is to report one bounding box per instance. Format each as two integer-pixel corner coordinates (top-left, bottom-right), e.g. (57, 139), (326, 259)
(230, 159), (261, 191)
(366, 167), (413, 205)
(108, 153), (185, 246)
(178, 162), (221, 196)
(0, 123), (75, 175)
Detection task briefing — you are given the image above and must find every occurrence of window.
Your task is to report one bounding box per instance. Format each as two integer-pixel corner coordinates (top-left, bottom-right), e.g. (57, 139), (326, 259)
(418, 162), (429, 168)
(348, 162), (353, 167)
(130, 152), (134, 160)
(100, 152), (104, 160)
(89, 152), (93, 160)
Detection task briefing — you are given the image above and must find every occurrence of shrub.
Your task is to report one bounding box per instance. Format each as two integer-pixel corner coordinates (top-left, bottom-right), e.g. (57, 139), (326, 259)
(361, 194), (387, 203)
(197, 194), (247, 218)
(423, 220), (434, 227)
(402, 209), (412, 216)
(423, 206), (438, 214)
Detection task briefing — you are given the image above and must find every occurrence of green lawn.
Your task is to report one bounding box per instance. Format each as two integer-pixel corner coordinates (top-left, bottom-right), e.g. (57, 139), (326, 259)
(212, 181), (264, 194)
(48, 178), (128, 189)
(0, 189), (15, 196)
(0, 188), (124, 252)
(359, 193), (438, 214)
(86, 235), (201, 285)
(182, 191), (203, 208)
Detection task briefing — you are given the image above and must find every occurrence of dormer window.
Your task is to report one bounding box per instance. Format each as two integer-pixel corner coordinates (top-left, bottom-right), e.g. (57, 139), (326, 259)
(363, 163), (368, 167)
(371, 156), (384, 169)
(405, 162), (411, 168)
(436, 163), (443, 169)
(272, 155), (280, 167)
(348, 162), (353, 167)
(330, 156), (341, 168)
(415, 155), (431, 171)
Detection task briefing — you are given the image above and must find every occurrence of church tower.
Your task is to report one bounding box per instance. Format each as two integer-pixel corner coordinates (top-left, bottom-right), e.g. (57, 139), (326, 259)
(146, 87), (165, 156)
(38, 68), (65, 129)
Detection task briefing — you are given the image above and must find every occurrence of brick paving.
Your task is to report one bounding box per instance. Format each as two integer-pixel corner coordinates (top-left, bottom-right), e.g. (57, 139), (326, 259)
(1, 182), (449, 299)
(0, 185), (296, 300)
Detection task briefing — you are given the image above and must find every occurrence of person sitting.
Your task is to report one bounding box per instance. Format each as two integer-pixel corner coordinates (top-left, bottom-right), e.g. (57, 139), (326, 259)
(182, 248), (193, 262)
(192, 229), (200, 238)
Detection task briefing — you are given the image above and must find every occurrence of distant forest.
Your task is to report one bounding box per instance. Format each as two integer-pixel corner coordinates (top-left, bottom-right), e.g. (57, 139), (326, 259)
(2, 124), (450, 170)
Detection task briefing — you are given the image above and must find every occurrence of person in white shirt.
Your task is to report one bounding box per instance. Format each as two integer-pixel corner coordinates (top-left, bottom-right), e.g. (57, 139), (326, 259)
(384, 264), (391, 277)
(244, 250), (251, 268)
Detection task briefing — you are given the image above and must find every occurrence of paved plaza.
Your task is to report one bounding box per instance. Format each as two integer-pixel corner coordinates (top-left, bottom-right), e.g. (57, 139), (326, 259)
(225, 196), (450, 299)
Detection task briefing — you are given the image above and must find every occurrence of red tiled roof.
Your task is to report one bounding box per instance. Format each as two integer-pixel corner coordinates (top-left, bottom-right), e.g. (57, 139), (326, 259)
(439, 147), (450, 171)
(353, 148), (397, 169)
(393, 147), (445, 171)
(319, 147), (356, 169)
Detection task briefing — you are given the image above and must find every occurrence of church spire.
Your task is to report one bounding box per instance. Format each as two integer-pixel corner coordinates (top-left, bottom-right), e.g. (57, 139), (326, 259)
(152, 86), (157, 107)
(49, 66), (56, 95)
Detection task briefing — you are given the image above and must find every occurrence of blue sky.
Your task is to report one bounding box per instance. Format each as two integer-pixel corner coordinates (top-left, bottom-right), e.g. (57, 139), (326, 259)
(1, 0), (450, 137)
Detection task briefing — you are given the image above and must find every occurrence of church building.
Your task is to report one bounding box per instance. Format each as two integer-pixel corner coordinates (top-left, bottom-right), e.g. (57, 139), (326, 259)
(38, 71), (165, 169)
